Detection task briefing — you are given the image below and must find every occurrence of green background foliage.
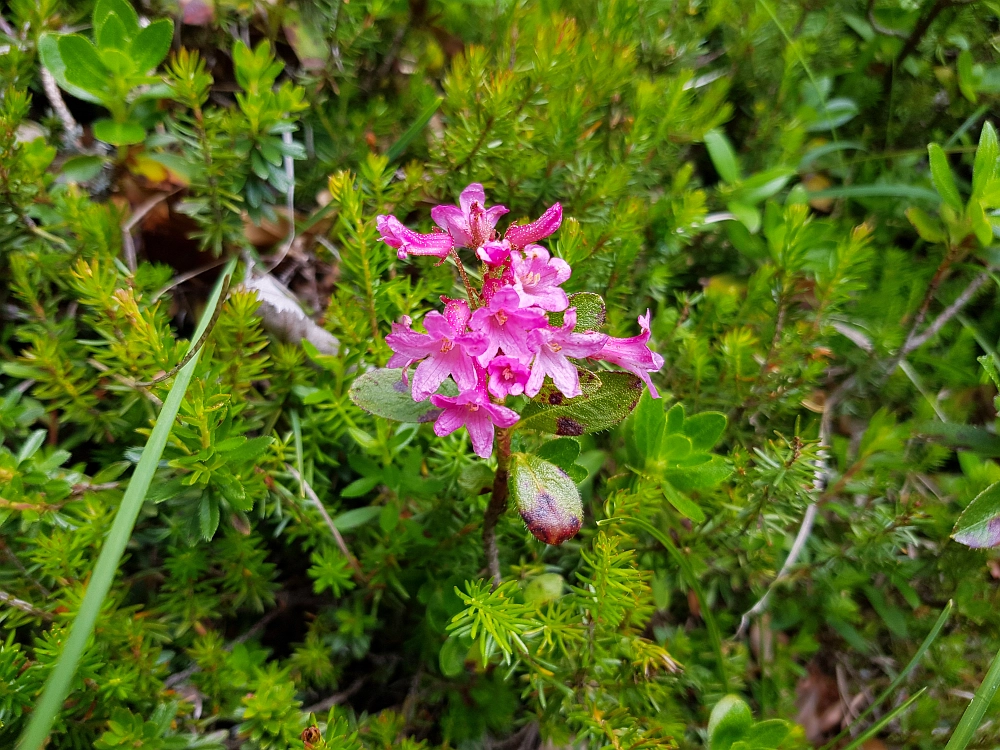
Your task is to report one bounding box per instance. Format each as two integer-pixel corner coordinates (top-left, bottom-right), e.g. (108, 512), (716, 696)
(2, 0), (1000, 748)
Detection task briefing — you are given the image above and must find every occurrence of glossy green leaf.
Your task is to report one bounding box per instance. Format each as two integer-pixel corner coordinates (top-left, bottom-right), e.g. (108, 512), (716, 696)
(928, 143), (963, 211)
(536, 437), (581, 471)
(705, 128), (741, 183)
(92, 119), (145, 146)
(631, 390), (665, 463)
(746, 720), (789, 749)
(57, 35), (112, 95)
(96, 12), (129, 50)
(438, 636), (468, 677)
(972, 121), (998, 198)
(682, 411), (727, 451)
(662, 480), (705, 523)
(93, 0), (140, 37)
(517, 372), (643, 436)
(952, 482), (1000, 549)
(349, 368), (456, 423)
(332, 506), (381, 531)
(708, 695), (753, 750)
(663, 454), (732, 491)
(957, 49), (978, 103)
(906, 206), (946, 243)
(130, 19), (174, 73)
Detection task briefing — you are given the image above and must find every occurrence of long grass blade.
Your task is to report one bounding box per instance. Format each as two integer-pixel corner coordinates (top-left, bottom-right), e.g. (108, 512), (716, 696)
(17, 256), (238, 750)
(622, 516), (729, 691)
(821, 600), (952, 750)
(840, 687), (926, 750)
(944, 644), (1000, 750)
(387, 96), (444, 163)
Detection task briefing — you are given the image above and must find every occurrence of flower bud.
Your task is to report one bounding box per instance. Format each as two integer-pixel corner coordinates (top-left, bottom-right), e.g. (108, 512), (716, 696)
(509, 452), (583, 545)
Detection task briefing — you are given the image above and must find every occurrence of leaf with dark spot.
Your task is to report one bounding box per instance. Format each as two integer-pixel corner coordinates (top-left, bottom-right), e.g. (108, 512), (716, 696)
(518, 372), (642, 435)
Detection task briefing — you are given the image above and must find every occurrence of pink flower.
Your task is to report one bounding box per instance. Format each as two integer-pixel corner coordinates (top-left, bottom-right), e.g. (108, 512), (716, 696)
(477, 239), (511, 267)
(430, 386), (520, 459)
(487, 356), (530, 399)
(386, 305), (487, 401)
(590, 309), (664, 398)
(431, 183), (509, 249)
(469, 287), (548, 365)
(511, 245), (571, 311)
(377, 215), (454, 260)
(525, 309), (607, 398)
(504, 203), (562, 250)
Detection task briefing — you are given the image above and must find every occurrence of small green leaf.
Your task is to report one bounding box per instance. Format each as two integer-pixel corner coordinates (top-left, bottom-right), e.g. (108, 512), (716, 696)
(438, 636), (468, 677)
(660, 434), (692, 462)
(199, 496), (220, 540)
(665, 402), (684, 434)
(332, 506), (381, 531)
(341, 475), (380, 498)
(96, 12), (129, 50)
(92, 119), (145, 146)
(952, 482), (1000, 549)
(548, 292), (606, 331)
(682, 411), (727, 451)
(536, 437), (581, 471)
(728, 201), (761, 234)
(972, 121), (998, 199)
(704, 128), (741, 183)
(928, 143), (963, 211)
(221, 435), (273, 463)
(662, 480), (705, 523)
(510, 453), (583, 545)
(94, 0), (140, 37)
(918, 421), (1000, 456)
(59, 155), (105, 184)
(957, 49), (978, 103)
(57, 35), (111, 95)
(17, 430), (46, 464)
(130, 18), (174, 73)
(523, 573), (564, 605)
(518, 372), (644, 436)
(734, 167), (794, 204)
(906, 206), (946, 243)
(631, 390), (665, 463)
(708, 695), (753, 750)
(349, 368), (457, 423)
(663, 454), (732, 491)
(745, 720), (789, 749)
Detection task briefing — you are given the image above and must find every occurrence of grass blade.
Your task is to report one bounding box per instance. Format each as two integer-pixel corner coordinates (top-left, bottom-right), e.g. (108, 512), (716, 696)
(807, 184), (942, 202)
(17, 256), (238, 750)
(621, 516), (729, 691)
(821, 600), (952, 750)
(840, 687), (926, 750)
(944, 644), (1000, 750)
(387, 96), (444, 162)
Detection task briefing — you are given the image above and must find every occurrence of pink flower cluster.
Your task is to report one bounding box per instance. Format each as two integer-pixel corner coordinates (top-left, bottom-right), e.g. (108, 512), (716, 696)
(377, 184), (664, 458)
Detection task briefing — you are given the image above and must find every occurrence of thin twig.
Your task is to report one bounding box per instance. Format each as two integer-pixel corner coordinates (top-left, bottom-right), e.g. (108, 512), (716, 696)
(0, 590), (52, 620)
(151, 257), (230, 302)
(0, 12), (17, 38)
(304, 676), (367, 714)
(39, 67), (81, 148)
(284, 464), (365, 581)
(903, 272), (989, 352)
(483, 428), (512, 589)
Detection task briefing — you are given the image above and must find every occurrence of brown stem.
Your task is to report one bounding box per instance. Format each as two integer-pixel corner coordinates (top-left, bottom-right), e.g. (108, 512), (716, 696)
(450, 248), (479, 307)
(483, 428), (512, 589)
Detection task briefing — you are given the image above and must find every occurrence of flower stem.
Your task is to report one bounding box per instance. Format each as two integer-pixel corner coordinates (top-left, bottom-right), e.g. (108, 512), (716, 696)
(483, 427), (512, 589)
(450, 248), (479, 308)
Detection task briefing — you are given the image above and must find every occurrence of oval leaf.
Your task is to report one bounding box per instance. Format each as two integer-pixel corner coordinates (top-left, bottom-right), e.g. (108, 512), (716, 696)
(349, 368), (456, 423)
(952, 482), (1000, 549)
(518, 372), (644, 436)
(510, 452), (583, 545)
(928, 143), (963, 211)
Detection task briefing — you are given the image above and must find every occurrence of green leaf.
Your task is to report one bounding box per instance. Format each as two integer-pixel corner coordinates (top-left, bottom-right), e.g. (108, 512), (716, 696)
(349, 368), (456, 423)
(662, 480), (705, 523)
(92, 119), (146, 146)
(665, 402), (685, 434)
(517, 372), (644, 436)
(340, 476), (380, 498)
(17, 257), (239, 750)
(57, 35), (112, 96)
(530, 368), (602, 407)
(631, 390), (665, 463)
(957, 49), (978, 104)
(728, 201), (761, 234)
(807, 184), (942, 203)
(928, 143), (964, 211)
(746, 720), (789, 749)
(220, 435), (273, 463)
(735, 167), (795, 204)
(523, 573), (565, 604)
(93, 0), (140, 37)
(96, 12), (129, 50)
(510, 452), (583, 545)
(130, 19), (174, 73)
(708, 695), (753, 750)
(38, 34), (105, 104)
(547, 292), (606, 331)
(807, 97), (859, 132)
(918, 421), (1000, 456)
(663, 454), (733, 491)
(59, 155), (105, 184)
(387, 96), (444, 162)
(332, 506), (381, 531)
(906, 206), (947, 243)
(17, 430), (46, 464)
(199, 496), (220, 540)
(972, 121), (998, 199)
(682, 411), (727, 451)
(944, 644), (1000, 750)
(952, 482), (1000, 548)
(704, 128), (741, 183)
(535, 437), (581, 471)
(438, 636), (468, 677)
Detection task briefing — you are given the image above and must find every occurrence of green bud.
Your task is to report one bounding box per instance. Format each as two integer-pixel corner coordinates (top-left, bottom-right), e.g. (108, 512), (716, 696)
(509, 453), (583, 545)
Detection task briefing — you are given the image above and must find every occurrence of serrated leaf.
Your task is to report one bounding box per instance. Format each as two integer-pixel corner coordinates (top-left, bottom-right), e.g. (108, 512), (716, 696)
(349, 368), (456, 423)
(973, 121), (998, 198)
(530, 368), (602, 407)
(92, 119), (145, 146)
(705, 128), (740, 183)
(952, 482), (1000, 548)
(509, 453), (582, 545)
(130, 18), (174, 72)
(928, 143), (963, 211)
(57, 35), (111, 96)
(663, 454), (732, 491)
(682, 411), (727, 451)
(663, 480), (705, 523)
(547, 292), (607, 331)
(518, 372), (644, 436)
(94, 0), (140, 37)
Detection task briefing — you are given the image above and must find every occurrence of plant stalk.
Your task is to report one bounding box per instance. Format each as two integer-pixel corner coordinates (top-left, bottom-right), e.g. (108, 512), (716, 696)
(483, 427), (512, 589)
